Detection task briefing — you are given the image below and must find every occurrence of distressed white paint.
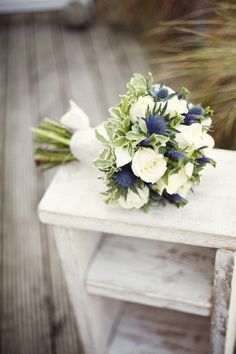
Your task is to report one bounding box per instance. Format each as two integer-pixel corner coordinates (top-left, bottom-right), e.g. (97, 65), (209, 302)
(108, 303), (210, 354)
(39, 149), (236, 249)
(86, 235), (215, 316)
(53, 227), (122, 354)
(38, 148), (236, 353)
(210, 249), (236, 354)
(225, 252), (236, 354)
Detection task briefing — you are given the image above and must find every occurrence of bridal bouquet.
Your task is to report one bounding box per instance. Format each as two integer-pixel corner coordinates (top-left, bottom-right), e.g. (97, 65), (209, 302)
(94, 73), (216, 210)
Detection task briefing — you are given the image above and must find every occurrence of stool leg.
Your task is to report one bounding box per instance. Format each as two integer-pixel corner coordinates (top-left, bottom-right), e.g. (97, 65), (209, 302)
(210, 249), (236, 354)
(52, 227), (122, 354)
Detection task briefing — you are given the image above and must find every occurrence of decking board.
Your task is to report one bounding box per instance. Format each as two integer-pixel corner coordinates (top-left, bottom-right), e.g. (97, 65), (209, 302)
(0, 12), (149, 353)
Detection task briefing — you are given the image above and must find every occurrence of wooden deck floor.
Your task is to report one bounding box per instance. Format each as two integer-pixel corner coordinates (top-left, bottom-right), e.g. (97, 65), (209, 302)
(0, 12), (148, 354)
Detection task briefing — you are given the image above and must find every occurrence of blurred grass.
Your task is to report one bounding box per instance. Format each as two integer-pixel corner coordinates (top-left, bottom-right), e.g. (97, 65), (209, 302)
(98, 0), (236, 149)
(146, 2), (236, 149)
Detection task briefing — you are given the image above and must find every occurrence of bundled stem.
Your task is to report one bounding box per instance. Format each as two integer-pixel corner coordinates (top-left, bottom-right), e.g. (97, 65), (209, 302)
(30, 118), (77, 170)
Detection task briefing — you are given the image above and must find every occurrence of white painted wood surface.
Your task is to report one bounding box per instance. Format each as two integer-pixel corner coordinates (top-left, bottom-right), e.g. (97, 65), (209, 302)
(86, 234), (215, 316)
(107, 302), (210, 354)
(211, 249), (236, 354)
(39, 148), (236, 249)
(53, 228), (122, 354)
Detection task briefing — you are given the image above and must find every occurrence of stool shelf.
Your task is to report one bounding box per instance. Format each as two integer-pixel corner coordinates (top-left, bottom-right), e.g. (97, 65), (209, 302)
(86, 234), (215, 316)
(107, 302), (210, 354)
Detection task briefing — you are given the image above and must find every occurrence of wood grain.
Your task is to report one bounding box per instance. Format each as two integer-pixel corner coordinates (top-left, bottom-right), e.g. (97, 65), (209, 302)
(210, 249), (236, 354)
(33, 12), (81, 354)
(39, 148), (236, 249)
(86, 234), (215, 316)
(1, 14), (52, 353)
(1, 12), (148, 353)
(108, 302), (210, 354)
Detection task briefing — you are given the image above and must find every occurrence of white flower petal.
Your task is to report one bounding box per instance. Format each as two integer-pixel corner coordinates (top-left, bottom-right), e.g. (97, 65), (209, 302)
(130, 96), (155, 123)
(60, 100), (90, 132)
(166, 96), (188, 117)
(185, 162), (194, 177)
(118, 186), (149, 209)
(166, 169), (187, 195)
(114, 147), (132, 168)
(70, 128), (101, 163)
(132, 148), (167, 183)
(178, 181), (193, 198)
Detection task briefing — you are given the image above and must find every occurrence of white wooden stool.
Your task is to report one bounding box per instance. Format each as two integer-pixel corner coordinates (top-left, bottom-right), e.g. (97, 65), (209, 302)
(38, 148), (236, 354)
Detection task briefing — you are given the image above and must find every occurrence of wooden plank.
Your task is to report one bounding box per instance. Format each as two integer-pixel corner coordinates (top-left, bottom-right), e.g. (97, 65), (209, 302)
(225, 253), (236, 354)
(1, 14), (52, 354)
(33, 12), (81, 354)
(39, 148), (236, 249)
(115, 30), (150, 77)
(53, 227), (122, 354)
(0, 14), (8, 354)
(210, 249), (236, 354)
(108, 302), (210, 354)
(61, 19), (105, 125)
(86, 235), (215, 316)
(89, 24), (127, 109)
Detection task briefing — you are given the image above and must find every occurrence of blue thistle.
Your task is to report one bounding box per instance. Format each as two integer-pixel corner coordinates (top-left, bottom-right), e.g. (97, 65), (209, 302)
(166, 150), (186, 161)
(177, 92), (185, 99)
(153, 88), (169, 100)
(183, 114), (200, 125)
(115, 166), (137, 188)
(189, 105), (204, 116)
(196, 156), (216, 167)
(146, 115), (168, 136)
(163, 191), (187, 205)
(139, 138), (151, 147)
(150, 190), (161, 201)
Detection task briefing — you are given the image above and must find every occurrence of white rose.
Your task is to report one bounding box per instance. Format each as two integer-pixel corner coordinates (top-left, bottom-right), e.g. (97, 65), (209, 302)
(175, 123), (203, 151)
(156, 163), (194, 195)
(166, 169), (188, 195)
(175, 123), (215, 153)
(60, 100), (90, 132)
(202, 117), (212, 130)
(200, 132), (215, 156)
(118, 186), (149, 209)
(114, 147), (132, 167)
(132, 148), (167, 183)
(130, 96), (155, 123)
(178, 181), (193, 198)
(185, 162), (194, 177)
(166, 95), (188, 118)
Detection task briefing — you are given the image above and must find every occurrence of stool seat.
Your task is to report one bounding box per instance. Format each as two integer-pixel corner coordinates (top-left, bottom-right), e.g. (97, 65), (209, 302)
(39, 148), (236, 249)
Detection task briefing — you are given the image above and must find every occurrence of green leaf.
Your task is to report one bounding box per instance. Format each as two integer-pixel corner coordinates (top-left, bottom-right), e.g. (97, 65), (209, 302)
(126, 131), (146, 141)
(139, 118), (147, 134)
(161, 172), (169, 185)
(95, 130), (108, 144)
(112, 137), (126, 147)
